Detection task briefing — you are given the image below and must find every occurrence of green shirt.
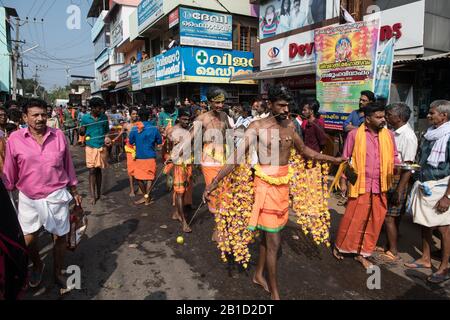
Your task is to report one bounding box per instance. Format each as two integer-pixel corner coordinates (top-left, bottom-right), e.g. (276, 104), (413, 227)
(63, 109), (78, 128)
(81, 113), (109, 148)
(157, 109), (178, 128)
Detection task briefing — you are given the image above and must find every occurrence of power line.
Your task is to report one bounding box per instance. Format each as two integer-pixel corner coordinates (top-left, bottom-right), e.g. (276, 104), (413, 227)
(26, 1), (38, 19)
(42, 0), (57, 19)
(34, 0), (48, 18)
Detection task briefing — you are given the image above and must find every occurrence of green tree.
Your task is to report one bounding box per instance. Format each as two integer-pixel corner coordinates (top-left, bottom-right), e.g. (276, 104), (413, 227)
(47, 86), (71, 104)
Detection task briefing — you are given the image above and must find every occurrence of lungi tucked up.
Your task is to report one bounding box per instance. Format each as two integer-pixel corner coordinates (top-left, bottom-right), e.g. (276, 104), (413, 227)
(85, 146), (108, 169)
(18, 188), (73, 236)
(248, 165), (290, 233)
(335, 193), (387, 257)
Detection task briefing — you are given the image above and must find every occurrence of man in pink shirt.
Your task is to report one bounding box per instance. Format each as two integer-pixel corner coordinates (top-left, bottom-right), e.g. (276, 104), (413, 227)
(333, 103), (399, 269)
(2, 98), (82, 290)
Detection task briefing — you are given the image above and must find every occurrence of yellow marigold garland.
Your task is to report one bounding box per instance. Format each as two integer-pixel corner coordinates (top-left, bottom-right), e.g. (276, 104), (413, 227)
(289, 149), (331, 247)
(215, 163), (256, 268)
(254, 164), (294, 185)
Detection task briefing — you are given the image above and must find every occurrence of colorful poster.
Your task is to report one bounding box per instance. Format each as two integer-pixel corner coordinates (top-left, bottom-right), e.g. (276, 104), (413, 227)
(179, 7), (232, 49)
(315, 20), (380, 130)
(182, 47), (255, 84)
(374, 37), (395, 104)
(259, 0), (338, 40)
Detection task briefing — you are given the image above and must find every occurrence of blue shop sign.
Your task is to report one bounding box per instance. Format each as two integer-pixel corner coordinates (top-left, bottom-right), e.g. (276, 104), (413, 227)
(155, 47), (182, 83)
(182, 47), (254, 83)
(138, 0), (163, 32)
(179, 7), (232, 49)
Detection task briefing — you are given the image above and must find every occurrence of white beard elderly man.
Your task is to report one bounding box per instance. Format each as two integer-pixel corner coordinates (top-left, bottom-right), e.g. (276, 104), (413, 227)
(406, 100), (450, 284)
(2, 98), (82, 290)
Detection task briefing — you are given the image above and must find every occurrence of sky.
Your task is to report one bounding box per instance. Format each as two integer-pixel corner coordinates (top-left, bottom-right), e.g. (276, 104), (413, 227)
(1, 0), (95, 91)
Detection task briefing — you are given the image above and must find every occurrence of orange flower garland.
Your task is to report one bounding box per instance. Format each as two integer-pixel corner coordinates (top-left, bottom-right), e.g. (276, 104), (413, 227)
(289, 149), (331, 246)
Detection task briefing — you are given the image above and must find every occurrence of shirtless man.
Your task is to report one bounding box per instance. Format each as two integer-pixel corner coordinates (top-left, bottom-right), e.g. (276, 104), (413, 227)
(191, 87), (232, 242)
(204, 84), (343, 299)
(113, 107), (139, 197)
(166, 108), (193, 233)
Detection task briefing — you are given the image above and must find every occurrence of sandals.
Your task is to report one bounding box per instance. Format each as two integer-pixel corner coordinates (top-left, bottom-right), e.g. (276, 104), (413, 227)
(404, 260), (432, 269)
(29, 263), (45, 288)
(427, 272), (450, 284)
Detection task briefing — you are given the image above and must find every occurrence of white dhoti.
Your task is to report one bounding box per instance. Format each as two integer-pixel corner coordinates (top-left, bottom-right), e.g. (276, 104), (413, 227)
(410, 176), (450, 227)
(18, 188), (73, 236)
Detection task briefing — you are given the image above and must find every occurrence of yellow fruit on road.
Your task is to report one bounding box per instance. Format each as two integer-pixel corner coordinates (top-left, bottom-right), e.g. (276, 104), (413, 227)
(176, 236), (184, 245)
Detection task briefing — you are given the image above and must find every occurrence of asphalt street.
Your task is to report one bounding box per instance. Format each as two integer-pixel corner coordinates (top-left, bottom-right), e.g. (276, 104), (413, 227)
(25, 145), (450, 300)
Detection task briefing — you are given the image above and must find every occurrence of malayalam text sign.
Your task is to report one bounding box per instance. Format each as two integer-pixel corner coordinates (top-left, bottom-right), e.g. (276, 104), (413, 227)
(315, 20), (380, 130)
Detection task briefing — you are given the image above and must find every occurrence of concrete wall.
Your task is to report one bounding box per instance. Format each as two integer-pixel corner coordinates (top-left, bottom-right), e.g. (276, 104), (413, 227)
(424, 0), (450, 54)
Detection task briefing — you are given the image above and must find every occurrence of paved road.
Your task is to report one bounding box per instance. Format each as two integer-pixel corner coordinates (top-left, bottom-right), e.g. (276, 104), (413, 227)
(26, 146), (450, 300)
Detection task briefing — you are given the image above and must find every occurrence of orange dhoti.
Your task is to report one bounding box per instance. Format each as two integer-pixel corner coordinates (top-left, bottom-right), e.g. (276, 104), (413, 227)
(133, 158), (156, 181)
(335, 193), (387, 257)
(126, 152), (136, 176)
(85, 146), (108, 169)
(172, 164), (193, 206)
(248, 165), (290, 233)
(201, 165), (223, 214)
(201, 143), (226, 214)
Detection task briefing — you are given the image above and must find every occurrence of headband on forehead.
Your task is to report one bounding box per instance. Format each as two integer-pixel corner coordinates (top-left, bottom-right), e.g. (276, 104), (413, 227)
(209, 93), (225, 103)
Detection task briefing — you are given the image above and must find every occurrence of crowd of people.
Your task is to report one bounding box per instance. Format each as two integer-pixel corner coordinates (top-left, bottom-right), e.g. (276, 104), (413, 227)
(0, 85), (449, 300)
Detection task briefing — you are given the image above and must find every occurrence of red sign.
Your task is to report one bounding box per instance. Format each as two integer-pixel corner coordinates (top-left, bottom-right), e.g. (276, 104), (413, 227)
(169, 9), (179, 29)
(380, 23), (402, 41)
(289, 42), (315, 59)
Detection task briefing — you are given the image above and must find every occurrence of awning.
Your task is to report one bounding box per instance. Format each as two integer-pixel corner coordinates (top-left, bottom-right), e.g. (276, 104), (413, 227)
(394, 52), (450, 65)
(230, 63), (315, 82)
(101, 81), (116, 89)
(110, 79), (131, 92)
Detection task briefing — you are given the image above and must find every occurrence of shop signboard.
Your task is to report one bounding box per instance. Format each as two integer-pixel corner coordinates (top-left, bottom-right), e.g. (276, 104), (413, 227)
(141, 57), (156, 88)
(155, 47), (182, 84)
(179, 7), (232, 49)
(182, 47), (254, 84)
(117, 64), (131, 82)
(169, 8), (179, 29)
(131, 64), (142, 91)
(315, 20), (380, 130)
(138, 0), (164, 33)
(111, 20), (123, 47)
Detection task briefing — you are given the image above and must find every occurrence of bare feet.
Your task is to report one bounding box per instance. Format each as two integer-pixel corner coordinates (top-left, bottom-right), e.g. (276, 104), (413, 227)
(129, 191), (136, 197)
(271, 293), (281, 300)
(144, 198), (154, 206)
(134, 197), (146, 205)
(182, 222), (192, 233)
(252, 274), (270, 293)
(333, 246), (344, 260)
(354, 255), (374, 270)
(172, 211), (182, 222)
(89, 197), (96, 205)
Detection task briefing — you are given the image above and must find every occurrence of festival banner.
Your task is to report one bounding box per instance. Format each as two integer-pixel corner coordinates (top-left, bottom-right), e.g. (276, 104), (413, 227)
(374, 37), (395, 104)
(315, 20), (380, 130)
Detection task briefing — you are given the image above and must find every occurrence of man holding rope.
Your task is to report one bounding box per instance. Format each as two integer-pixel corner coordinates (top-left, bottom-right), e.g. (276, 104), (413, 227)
(79, 97), (111, 205)
(129, 108), (162, 206)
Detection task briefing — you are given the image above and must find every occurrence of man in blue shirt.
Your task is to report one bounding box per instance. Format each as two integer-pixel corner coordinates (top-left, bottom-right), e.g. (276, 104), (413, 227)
(129, 108), (162, 205)
(343, 90), (376, 132)
(80, 97), (110, 205)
